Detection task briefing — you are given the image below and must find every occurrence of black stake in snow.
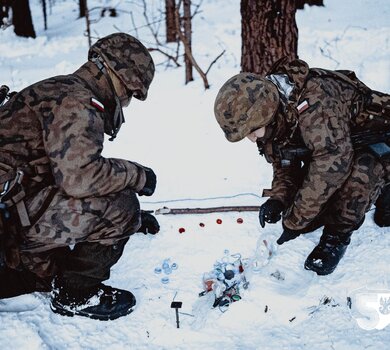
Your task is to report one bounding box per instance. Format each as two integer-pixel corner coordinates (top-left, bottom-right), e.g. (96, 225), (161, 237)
(171, 301), (182, 328)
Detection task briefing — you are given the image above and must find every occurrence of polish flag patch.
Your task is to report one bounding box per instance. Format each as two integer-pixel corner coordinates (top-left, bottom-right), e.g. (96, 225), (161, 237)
(297, 100), (309, 114)
(91, 97), (105, 112)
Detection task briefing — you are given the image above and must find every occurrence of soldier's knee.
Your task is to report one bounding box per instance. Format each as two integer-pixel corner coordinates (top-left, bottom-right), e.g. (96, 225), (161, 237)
(355, 153), (384, 182)
(111, 188), (140, 212)
(107, 188), (140, 222)
(103, 188), (142, 234)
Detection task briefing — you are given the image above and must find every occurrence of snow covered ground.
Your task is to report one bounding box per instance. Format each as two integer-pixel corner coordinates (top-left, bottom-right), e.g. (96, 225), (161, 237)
(1, 0), (390, 349)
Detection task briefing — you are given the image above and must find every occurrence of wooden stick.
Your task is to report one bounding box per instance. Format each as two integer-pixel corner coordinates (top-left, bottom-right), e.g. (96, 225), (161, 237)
(155, 206), (261, 215)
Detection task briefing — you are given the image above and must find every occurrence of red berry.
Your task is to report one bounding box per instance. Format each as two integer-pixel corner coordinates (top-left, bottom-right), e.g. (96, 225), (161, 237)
(199, 223), (205, 227)
(216, 219), (222, 224)
(237, 218), (243, 224)
(178, 227), (185, 233)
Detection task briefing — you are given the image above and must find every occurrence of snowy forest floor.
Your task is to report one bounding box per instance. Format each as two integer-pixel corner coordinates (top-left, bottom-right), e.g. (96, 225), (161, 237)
(1, 0), (390, 349)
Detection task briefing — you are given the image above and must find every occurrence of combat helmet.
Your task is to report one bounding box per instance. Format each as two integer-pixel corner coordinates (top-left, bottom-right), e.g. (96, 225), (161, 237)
(88, 33), (155, 101)
(214, 73), (280, 142)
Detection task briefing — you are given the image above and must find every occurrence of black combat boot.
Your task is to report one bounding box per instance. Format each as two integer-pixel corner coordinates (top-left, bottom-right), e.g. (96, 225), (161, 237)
(51, 281), (136, 321)
(374, 184), (390, 227)
(304, 232), (352, 276)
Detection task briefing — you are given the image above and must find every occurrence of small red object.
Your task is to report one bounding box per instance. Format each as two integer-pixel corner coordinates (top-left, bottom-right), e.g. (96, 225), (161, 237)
(178, 227), (185, 233)
(216, 219), (222, 224)
(237, 218), (243, 224)
(199, 223), (205, 227)
(204, 279), (214, 292)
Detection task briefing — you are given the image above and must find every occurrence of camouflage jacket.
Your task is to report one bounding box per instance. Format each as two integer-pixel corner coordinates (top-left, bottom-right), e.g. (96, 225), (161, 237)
(261, 59), (365, 231)
(0, 62), (146, 221)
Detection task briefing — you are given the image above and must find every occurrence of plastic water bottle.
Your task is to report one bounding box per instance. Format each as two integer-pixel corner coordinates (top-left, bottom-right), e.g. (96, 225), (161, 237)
(162, 259), (170, 270)
(252, 236), (276, 273)
(222, 249), (230, 263)
(162, 259), (172, 274)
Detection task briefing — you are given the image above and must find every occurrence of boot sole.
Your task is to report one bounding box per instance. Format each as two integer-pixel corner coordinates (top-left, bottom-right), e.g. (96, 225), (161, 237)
(304, 261), (336, 276)
(50, 302), (135, 321)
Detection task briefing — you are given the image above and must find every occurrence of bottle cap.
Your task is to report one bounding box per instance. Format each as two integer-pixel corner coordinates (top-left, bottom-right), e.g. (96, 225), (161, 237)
(161, 277), (170, 284)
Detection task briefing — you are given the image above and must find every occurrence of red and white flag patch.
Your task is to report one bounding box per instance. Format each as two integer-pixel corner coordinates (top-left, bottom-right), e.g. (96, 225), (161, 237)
(297, 100), (309, 114)
(91, 97), (105, 112)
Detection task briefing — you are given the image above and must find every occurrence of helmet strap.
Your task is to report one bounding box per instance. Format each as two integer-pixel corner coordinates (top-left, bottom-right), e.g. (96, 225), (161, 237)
(90, 53), (125, 141)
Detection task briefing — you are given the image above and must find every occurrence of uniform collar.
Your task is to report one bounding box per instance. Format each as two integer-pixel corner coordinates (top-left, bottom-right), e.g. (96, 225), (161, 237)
(74, 61), (115, 107)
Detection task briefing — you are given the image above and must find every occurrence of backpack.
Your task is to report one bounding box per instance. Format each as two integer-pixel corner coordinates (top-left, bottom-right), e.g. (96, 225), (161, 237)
(1, 84), (53, 268)
(309, 68), (390, 130)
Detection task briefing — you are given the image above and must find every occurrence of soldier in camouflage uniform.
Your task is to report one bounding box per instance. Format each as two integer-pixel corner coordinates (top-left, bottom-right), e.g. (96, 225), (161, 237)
(0, 33), (160, 320)
(214, 58), (390, 276)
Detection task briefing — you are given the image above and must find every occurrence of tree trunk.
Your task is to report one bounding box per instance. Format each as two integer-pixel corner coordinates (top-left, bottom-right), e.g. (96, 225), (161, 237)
(12, 0), (36, 38)
(241, 0), (298, 75)
(84, 0), (91, 47)
(79, 0), (86, 18)
(165, 0), (176, 42)
(183, 0), (193, 83)
(296, 0), (324, 9)
(42, 0), (47, 30)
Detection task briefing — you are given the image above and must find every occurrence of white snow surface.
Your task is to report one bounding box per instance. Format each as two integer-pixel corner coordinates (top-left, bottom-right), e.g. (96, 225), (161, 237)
(1, 0), (390, 349)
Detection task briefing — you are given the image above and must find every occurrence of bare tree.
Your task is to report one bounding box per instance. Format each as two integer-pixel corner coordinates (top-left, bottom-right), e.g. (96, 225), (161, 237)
(165, 0), (176, 42)
(137, 0), (224, 89)
(182, 0), (193, 83)
(79, 0), (87, 18)
(11, 0), (36, 38)
(41, 0), (47, 30)
(241, 0), (298, 75)
(84, 0), (91, 47)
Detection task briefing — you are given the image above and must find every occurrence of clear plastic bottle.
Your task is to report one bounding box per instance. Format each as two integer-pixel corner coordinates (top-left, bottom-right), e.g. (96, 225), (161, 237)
(162, 258), (170, 270)
(162, 258), (172, 274)
(252, 235), (276, 273)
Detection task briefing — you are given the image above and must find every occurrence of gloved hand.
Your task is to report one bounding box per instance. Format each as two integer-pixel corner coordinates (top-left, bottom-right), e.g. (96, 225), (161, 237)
(276, 226), (301, 245)
(138, 211), (160, 235)
(138, 167), (157, 196)
(259, 199), (284, 228)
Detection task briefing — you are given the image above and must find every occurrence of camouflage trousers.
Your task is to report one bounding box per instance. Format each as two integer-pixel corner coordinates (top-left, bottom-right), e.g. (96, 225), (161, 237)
(16, 187), (141, 288)
(303, 152), (385, 235)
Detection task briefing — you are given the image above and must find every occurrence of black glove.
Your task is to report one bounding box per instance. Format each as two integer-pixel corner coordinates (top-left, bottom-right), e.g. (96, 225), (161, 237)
(138, 211), (160, 235)
(259, 199), (284, 228)
(276, 226), (301, 245)
(138, 167), (157, 196)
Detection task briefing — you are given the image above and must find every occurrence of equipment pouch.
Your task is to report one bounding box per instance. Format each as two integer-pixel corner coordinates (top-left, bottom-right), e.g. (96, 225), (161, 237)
(356, 90), (390, 127)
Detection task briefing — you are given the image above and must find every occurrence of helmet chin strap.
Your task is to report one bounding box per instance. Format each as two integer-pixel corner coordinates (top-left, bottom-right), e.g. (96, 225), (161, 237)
(90, 53), (125, 141)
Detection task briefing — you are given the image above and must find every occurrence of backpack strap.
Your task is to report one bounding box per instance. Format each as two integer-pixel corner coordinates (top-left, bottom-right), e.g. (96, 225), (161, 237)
(1, 169), (30, 227)
(0, 155), (52, 227)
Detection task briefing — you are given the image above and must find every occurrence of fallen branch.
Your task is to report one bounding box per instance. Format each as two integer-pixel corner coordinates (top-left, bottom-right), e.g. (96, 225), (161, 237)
(155, 206), (261, 215)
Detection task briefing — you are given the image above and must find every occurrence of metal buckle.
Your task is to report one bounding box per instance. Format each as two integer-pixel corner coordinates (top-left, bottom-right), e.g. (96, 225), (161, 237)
(0, 170), (24, 202)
